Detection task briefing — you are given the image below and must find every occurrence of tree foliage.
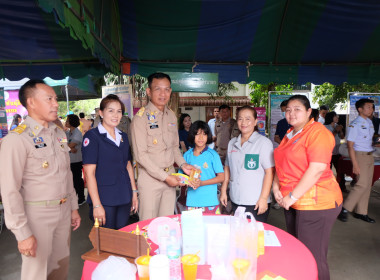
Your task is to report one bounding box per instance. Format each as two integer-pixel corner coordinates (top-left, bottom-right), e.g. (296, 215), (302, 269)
(248, 81), (293, 109)
(58, 99), (101, 118)
(313, 82), (380, 110)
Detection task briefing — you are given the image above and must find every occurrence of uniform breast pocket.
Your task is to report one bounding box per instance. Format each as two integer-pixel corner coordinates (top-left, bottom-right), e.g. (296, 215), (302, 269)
(57, 145), (71, 169)
(27, 147), (55, 175)
(147, 126), (162, 147)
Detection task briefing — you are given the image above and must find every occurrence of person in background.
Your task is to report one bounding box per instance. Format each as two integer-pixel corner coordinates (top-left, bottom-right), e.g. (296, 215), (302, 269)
(10, 114), (22, 130)
(311, 108), (319, 122)
(370, 104), (380, 135)
(178, 113), (193, 153)
(318, 105), (329, 124)
(274, 100), (291, 144)
(215, 104), (240, 164)
(273, 95), (342, 280)
(131, 72), (193, 221)
(221, 106), (275, 222)
(82, 94), (138, 229)
(93, 107), (101, 128)
(338, 98), (377, 223)
(208, 107), (219, 149)
(181, 121), (224, 214)
(65, 114), (86, 205)
(324, 112), (346, 193)
(79, 112), (92, 135)
(0, 79), (81, 280)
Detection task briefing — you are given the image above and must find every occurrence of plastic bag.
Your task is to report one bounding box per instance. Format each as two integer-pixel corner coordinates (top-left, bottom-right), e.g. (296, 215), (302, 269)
(92, 256), (137, 280)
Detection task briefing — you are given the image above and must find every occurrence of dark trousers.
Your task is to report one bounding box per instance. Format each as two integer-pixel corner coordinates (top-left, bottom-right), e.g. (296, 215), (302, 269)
(231, 201), (270, 223)
(89, 203), (132, 230)
(284, 204), (342, 280)
(70, 162), (85, 202)
(331, 154), (347, 192)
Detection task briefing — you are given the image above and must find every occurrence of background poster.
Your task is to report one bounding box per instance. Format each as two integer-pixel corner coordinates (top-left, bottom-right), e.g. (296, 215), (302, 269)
(255, 107), (266, 136)
(348, 94), (380, 124)
(102, 85), (133, 117)
(0, 88), (8, 139)
(4, 89), (28, 129)
(269, 94), (291, 147)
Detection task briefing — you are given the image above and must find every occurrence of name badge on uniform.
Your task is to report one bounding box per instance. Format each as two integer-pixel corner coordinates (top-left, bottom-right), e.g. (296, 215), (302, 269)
(168, 123), (176, 127)
(150, 124), (159, 129)
(35, 143), (47, 149)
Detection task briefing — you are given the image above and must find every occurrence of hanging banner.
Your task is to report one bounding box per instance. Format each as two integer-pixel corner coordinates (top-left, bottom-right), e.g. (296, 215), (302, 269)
(165, 72), (219, 93)
(0, 88), (9, 139)
(102, 85), (133, 117)
(255, 107), (266, 136)
(348, 93), (380, 124)
(4, 89), (28, 129)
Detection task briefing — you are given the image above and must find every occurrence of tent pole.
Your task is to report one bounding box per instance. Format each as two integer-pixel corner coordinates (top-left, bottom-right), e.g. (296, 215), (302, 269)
(65, 85), (69, 113)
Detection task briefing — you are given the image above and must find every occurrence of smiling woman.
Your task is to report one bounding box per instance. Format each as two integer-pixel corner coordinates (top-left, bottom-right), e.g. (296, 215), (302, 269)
(82, 94), (138, 230)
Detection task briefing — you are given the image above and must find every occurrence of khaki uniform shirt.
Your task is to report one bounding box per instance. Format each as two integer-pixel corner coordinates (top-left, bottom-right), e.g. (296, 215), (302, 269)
(0, 116), (78, 241)
(215, 118), (240, 150)
(131, 102), (186, 182)
(80, 118), (92, 135)
(117, 115), (132, 147)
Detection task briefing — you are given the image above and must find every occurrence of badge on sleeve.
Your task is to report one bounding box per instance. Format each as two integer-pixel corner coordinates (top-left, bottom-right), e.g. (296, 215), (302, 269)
(244, 154), (259, 170)
(83, 138), (90, 147)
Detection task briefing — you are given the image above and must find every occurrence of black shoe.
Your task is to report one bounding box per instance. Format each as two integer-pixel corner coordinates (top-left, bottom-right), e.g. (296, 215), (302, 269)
(352, 213), (375, 223)
(338, 208), (348, 222)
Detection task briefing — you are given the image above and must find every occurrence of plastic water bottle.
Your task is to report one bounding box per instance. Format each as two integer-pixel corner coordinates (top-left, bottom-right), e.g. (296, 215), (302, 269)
(166, 229), (181, 280)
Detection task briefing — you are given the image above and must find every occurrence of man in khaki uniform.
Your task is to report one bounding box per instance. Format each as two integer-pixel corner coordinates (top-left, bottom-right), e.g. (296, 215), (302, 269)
(215, 104), (240, 164)
(0, 80), (81, 280)
(79, 112), (92, 135)
(131, 73), (192, 221)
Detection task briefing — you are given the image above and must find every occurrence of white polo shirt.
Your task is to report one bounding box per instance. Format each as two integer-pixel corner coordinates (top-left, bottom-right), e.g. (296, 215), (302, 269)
(225, 132), (274, 205)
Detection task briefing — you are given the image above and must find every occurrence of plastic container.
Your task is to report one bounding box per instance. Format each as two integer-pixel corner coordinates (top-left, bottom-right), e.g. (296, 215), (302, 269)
(166, 229), (181, 280)
(149, 254), (170, 280)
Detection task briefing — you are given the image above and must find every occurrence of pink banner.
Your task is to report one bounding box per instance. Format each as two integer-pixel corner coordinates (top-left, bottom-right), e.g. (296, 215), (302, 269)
(4, 90), (28, 129)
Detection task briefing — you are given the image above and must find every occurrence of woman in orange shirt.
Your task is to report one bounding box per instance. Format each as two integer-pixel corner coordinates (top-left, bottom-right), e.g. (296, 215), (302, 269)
(273, 95), (342, 280)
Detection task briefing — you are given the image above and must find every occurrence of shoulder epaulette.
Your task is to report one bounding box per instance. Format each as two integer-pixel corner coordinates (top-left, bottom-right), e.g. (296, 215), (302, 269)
(136, 107), (145, 117)
(11, 124), (27, 134)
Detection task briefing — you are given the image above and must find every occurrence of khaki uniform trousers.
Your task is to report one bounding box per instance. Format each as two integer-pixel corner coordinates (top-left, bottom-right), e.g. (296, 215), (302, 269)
(138, 166), (176, 221)
(22, 201), (71, 280)
(344, 152), (374, 215)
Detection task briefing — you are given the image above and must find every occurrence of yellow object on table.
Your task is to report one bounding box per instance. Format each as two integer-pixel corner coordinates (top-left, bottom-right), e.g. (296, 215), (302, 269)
(135, 255), (151, 280)
(181, 254), (200, 280)
(232, 258), (251, 278)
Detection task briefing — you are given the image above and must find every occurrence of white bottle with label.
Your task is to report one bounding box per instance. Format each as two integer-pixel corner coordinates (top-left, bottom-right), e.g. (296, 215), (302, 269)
(166, 229), (181, 280)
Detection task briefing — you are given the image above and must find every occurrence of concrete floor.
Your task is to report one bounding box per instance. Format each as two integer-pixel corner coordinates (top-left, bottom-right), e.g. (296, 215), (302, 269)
(1, 183), (379, 280)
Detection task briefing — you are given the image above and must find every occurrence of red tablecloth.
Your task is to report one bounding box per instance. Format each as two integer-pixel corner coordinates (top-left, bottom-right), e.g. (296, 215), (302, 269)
(336, 156), (380, 186)
(81, 215), (318, 280)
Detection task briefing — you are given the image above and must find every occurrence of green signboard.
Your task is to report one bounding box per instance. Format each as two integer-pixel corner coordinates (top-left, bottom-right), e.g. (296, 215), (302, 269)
(0, 88), (8, 139)
(165, 72), (218, 93)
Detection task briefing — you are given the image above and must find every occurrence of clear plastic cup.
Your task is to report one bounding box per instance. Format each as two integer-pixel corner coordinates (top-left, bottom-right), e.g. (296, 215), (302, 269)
(181, 254), (200, 280)
(135, 255), (151, 280)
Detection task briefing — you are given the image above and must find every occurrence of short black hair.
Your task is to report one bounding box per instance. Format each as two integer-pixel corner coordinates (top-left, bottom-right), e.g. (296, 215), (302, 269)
(287, 95), (311, 110)
(219, 104), (231, 111)
(355, 98), (374, 112)
(66, 114), (80, 128)
(187, 121), (213, 145)
(320, 105), (329, 111)
(19, 79), (46, 108)
(79, 112), (85, 118)
(148, 72), (171, 88)
(280, 100), (288, 107)
(324, 111), (337, 125)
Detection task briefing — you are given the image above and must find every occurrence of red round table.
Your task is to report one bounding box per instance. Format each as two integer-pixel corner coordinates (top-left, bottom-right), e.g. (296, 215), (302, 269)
(81, 215), (318, 280)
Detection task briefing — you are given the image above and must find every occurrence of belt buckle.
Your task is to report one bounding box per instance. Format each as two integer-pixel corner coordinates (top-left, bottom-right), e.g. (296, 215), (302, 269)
(164, 167), (169, 172)
(59, 198), (67, 205)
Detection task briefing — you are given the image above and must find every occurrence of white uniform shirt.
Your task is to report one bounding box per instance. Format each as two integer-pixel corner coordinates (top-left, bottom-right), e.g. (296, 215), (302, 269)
(208, 118), (216, 149)
(318, 115), (325, 124)
(225, 132), (274, 205)
(346, 116), (374, 152)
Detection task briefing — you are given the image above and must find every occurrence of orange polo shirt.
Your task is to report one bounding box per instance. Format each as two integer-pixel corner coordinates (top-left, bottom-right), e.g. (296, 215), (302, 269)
(274, 119), (343, 210)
